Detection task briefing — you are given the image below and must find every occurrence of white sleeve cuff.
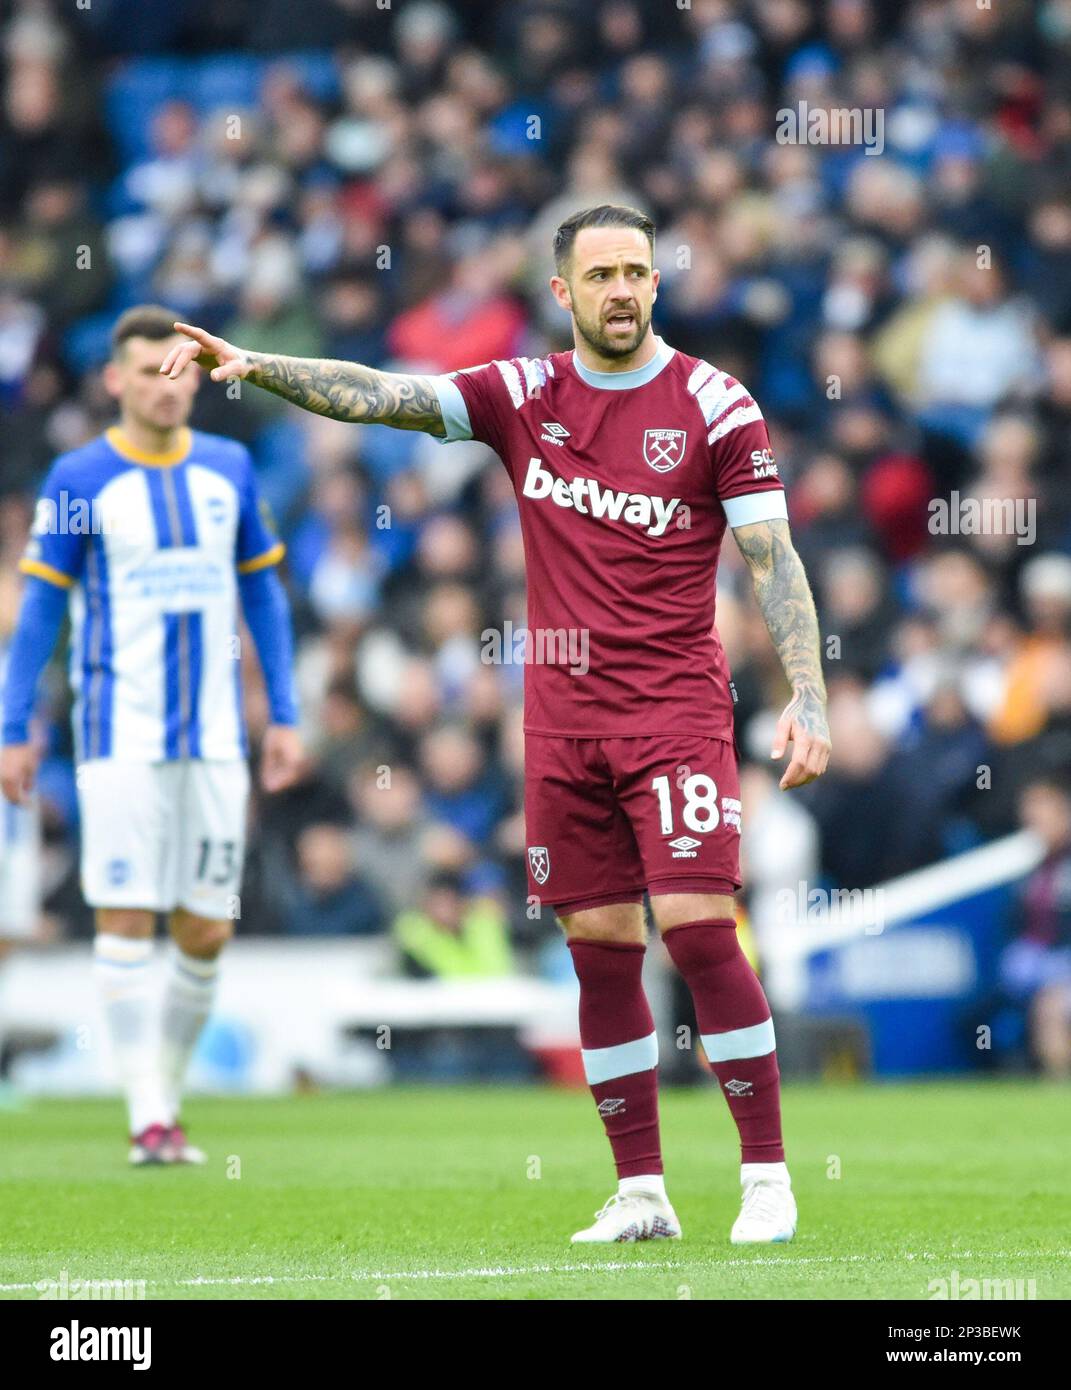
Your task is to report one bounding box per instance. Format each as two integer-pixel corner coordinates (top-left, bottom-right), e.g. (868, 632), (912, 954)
(429, 375), (474, 443)
(722, 489), (788, 527)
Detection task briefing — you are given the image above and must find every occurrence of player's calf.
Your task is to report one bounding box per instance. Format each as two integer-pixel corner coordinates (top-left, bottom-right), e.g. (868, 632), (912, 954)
(661, 916), (795, 1241)
(566, 933), (677, 1241)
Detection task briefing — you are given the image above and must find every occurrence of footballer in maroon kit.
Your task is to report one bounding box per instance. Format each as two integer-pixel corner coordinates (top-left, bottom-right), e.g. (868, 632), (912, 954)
(163, 203), (832, 1246)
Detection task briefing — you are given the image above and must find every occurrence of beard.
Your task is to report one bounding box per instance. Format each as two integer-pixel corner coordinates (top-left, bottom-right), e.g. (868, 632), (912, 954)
(573, 302), (652, 359)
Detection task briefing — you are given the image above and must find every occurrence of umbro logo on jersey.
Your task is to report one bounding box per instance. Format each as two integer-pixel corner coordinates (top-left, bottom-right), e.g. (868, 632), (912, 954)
(597, 1098), (626, 1117)
(540, 422), (570, 448)
(668, 835), (702, 858)
(643, 428), (687, 473)
(522, 458), (681, 537)
(528, 845), (550, 884)
(724, 1078), (753, 1096)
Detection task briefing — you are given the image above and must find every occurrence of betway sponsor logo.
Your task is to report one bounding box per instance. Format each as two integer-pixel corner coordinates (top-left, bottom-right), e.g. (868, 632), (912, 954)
(522, 457), (681, 538)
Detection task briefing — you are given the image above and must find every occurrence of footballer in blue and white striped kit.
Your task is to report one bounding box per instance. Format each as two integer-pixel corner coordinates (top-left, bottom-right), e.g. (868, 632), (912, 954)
(0, 305), (305, 1164)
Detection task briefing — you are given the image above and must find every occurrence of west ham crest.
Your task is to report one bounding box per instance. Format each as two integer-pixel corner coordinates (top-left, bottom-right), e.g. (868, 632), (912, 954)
(527, 845), (550, 885)
(643, 428), (687, 473)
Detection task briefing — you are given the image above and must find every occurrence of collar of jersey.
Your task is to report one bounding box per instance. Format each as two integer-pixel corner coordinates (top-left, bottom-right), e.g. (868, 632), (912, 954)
(105, 426), (193, 467)
(570, 335), (675, 390)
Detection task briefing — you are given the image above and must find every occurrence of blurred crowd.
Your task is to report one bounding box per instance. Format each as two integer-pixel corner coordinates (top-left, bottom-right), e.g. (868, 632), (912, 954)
(2, 0), (1071, 995)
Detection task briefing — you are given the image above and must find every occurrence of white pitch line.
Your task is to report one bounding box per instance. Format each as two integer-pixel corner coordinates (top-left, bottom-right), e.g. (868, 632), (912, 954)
(2, 1250), (1066, 1294)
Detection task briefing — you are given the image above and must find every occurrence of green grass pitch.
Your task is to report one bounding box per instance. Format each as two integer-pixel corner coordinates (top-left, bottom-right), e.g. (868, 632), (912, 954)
(1, 1080), (1068, 1300)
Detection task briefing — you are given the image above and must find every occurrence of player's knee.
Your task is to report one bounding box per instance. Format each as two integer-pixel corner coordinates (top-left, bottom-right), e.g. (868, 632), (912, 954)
(170, 912), (233, 958)
(557, 901), (645, 944)
(95, 908), (155, 938)
(651, 892), (736, 932)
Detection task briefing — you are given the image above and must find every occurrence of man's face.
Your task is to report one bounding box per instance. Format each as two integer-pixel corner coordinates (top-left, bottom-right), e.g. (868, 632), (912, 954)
(1021, 784), (1071, 851)
(104, 333), (199, 431)
(552, 226), (658, 359)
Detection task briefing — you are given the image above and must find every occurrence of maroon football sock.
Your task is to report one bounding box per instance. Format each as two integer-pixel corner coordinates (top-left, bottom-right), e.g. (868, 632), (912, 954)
(662, 919), (785, 1164)
(568, 939), (663, 1180)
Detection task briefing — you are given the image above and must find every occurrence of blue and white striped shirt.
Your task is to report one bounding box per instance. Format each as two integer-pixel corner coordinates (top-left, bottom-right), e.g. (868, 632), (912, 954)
(19, 427), (284, 763)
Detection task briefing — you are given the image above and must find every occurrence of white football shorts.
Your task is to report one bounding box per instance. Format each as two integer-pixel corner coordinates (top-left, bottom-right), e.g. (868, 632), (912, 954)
(77, 759), (250, 918)
(0, 798), (41, 939)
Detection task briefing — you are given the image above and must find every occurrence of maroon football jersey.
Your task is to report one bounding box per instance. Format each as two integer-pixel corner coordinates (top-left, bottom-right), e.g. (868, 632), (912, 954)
(432, 337), (786, 738)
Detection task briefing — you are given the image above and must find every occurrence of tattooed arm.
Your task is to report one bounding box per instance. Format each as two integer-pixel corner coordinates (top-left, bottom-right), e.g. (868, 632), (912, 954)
(159, 323), (446, 436)
(732, 517), (831, 789)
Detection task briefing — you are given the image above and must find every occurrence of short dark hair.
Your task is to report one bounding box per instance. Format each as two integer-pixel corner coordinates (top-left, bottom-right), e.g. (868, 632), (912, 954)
(553, 204), (656, 275)
(110, 304), (181, 358)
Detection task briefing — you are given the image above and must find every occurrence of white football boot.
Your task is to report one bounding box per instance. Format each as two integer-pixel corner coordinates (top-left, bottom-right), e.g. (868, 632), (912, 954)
(571, 1191), (682, 1244)
(730, 1163), (797, 1243)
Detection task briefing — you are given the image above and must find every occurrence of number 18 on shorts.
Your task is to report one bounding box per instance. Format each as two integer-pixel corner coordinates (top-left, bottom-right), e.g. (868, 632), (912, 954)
(523, 734), (742, 911)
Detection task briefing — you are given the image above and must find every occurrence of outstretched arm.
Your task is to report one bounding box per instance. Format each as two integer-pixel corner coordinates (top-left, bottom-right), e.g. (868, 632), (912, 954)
(160, 323), (446, 435)
(732, 517), (831, 789)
